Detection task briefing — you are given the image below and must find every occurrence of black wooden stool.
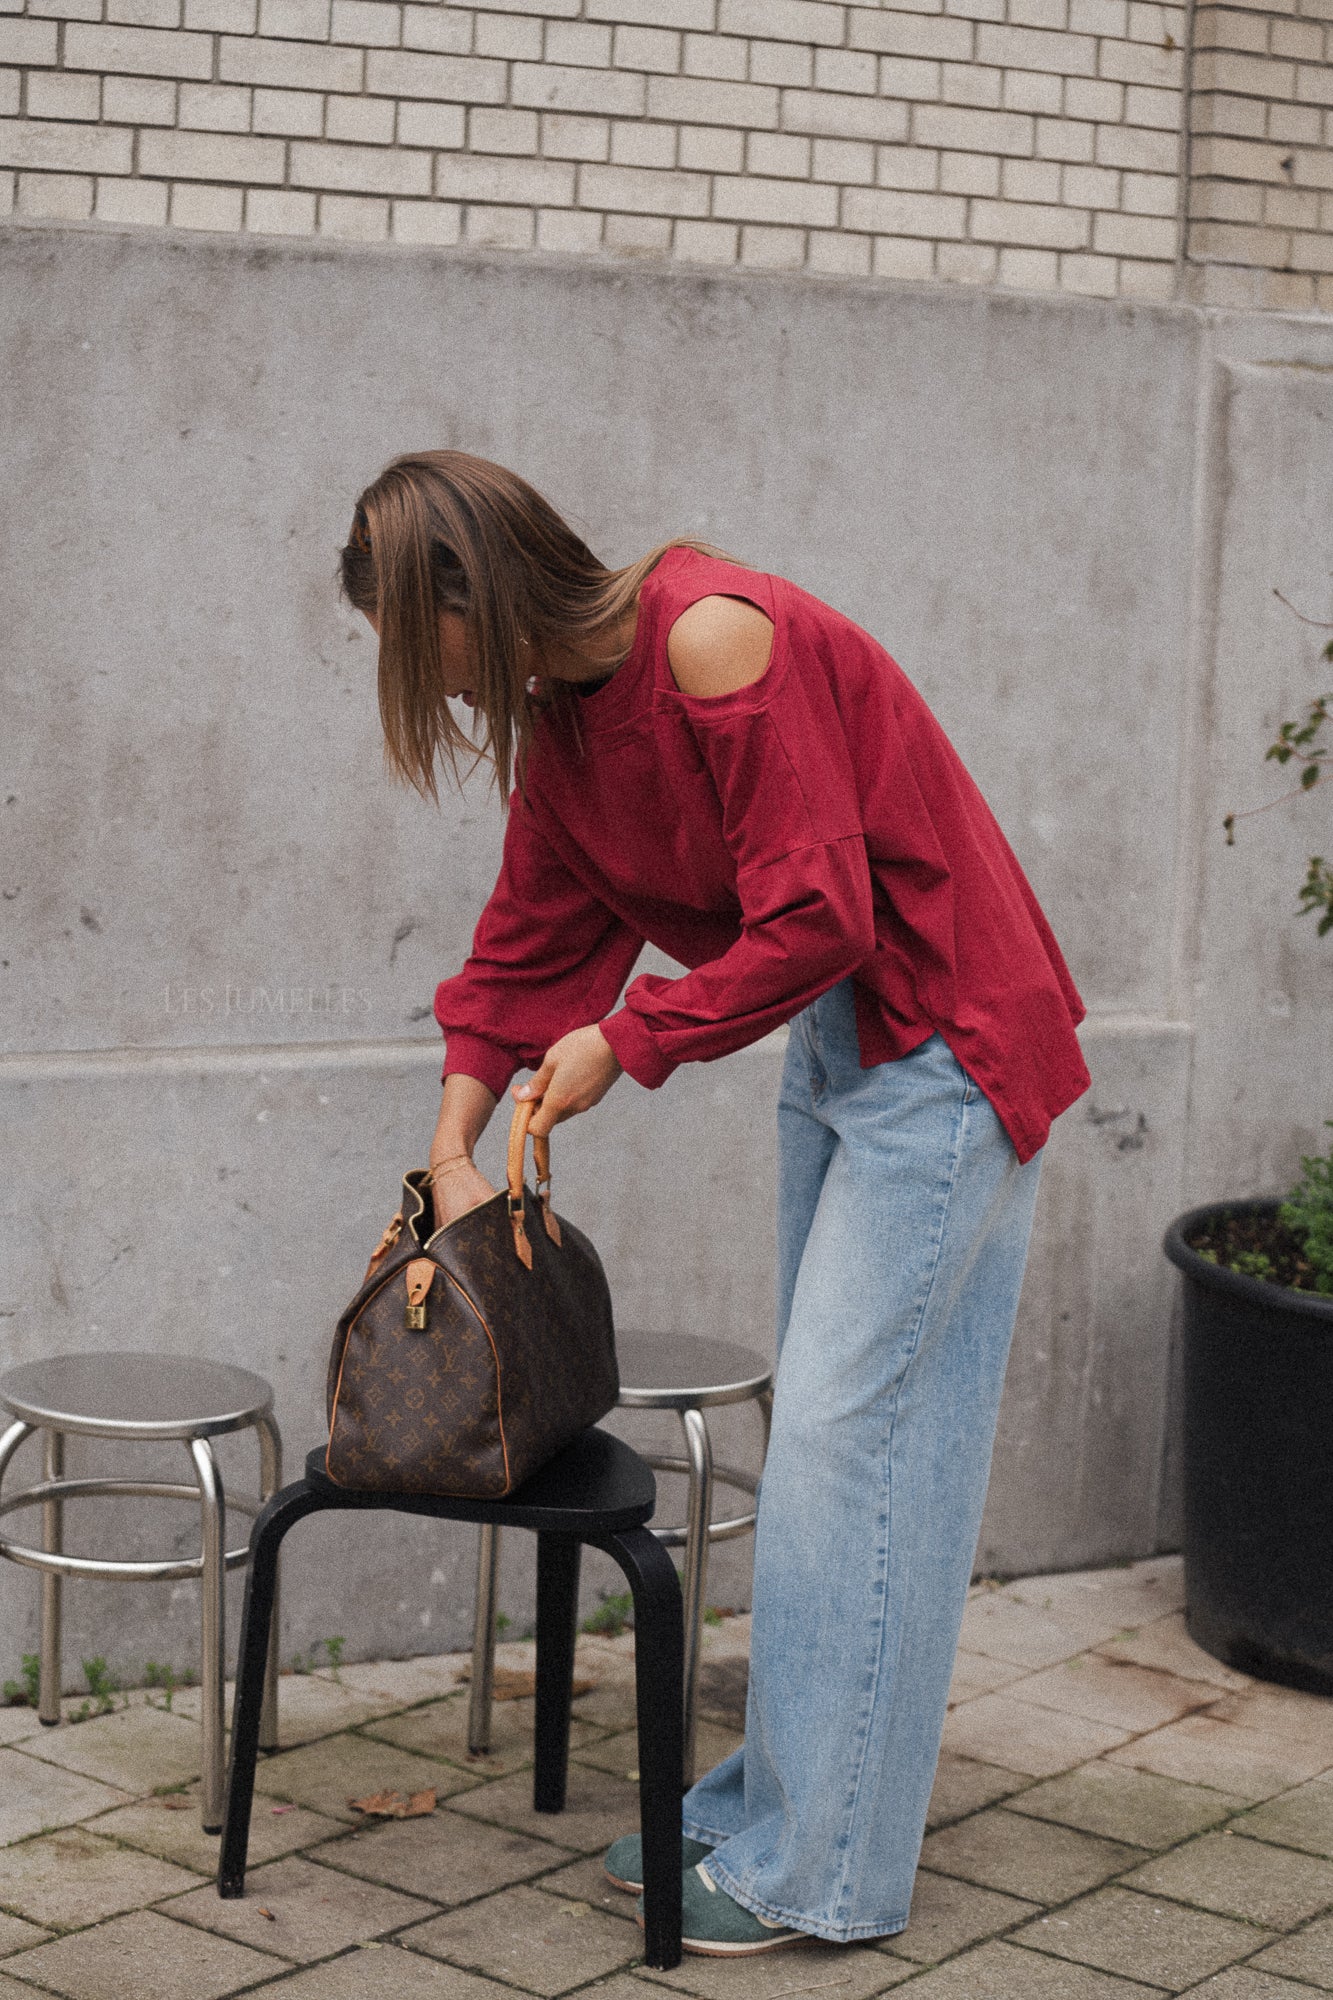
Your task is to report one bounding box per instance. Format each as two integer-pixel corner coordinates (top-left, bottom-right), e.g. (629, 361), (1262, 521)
(217, 1427), (684, 1967)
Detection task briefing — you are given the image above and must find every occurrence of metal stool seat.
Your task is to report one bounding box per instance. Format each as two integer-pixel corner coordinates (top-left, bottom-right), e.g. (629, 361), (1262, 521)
(0, 1353), (282, 1831)
(470, 1330), (772, 1782)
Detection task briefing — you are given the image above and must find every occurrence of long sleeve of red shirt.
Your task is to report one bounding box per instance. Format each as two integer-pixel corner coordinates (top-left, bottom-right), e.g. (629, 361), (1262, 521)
(432, 791), (644, 1101)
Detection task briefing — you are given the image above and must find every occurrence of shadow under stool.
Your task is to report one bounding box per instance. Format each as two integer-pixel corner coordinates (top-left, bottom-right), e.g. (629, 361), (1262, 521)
(470, 1331), (773, 1785)
(217, 1427), (686, 1969)
(0, 1352), (282, 1831)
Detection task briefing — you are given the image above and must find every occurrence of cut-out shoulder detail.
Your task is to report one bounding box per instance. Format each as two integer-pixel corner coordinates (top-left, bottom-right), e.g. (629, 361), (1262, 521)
(666, 593), (775, 700)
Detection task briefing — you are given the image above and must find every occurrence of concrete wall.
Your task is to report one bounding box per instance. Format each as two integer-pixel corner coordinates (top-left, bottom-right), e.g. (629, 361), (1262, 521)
(2, 223), (1331, 1684)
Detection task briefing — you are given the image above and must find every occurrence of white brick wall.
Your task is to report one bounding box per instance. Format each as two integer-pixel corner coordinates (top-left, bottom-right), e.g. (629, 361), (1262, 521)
(0, 0), (1328, 310)
(1185, 1), (1333, 309)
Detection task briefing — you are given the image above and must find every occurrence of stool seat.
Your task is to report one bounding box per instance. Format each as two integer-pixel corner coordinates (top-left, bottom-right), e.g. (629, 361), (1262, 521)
(0, 1354), (273, 1442)
(300, 1426), (656, 1533)
(615, 1331), (774, 1410)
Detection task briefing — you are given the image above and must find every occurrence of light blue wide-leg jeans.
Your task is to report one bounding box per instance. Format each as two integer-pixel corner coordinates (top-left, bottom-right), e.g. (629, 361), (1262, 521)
(680, 979), (1043, 1942)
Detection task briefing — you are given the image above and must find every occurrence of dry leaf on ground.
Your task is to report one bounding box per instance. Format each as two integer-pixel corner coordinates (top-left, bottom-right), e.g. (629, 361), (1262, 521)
(459, 1666), (597, 1701)
(348, 1788), (436, 1819)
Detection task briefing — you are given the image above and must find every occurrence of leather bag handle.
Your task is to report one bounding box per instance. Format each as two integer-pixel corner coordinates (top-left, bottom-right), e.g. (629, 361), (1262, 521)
(506, 1098), (561, 1267)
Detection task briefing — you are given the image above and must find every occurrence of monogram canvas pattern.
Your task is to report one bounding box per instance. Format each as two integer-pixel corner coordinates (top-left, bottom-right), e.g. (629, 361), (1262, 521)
(326, 1171), (618, 1499)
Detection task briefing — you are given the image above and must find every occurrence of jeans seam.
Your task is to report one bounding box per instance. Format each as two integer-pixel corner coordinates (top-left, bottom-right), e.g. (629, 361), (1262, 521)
(825, 1061), (971, 1932)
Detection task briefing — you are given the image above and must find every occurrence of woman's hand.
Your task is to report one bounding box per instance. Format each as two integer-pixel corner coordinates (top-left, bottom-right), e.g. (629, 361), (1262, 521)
(515, 1025), (622, 1138)
(428, 1154), (498, 1232)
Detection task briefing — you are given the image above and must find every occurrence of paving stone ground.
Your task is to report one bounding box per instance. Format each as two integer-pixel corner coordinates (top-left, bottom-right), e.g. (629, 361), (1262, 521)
(1, 1555), (1331, 1997)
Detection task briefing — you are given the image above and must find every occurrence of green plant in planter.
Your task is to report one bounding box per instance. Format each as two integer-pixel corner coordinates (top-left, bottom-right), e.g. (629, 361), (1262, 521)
(1281, 1129), (1333, 1294)
(1192, 1127), (1333, 1295)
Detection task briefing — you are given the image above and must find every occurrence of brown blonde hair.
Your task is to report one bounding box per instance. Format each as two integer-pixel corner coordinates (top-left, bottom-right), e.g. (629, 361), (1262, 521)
(340, 450), (731, 799)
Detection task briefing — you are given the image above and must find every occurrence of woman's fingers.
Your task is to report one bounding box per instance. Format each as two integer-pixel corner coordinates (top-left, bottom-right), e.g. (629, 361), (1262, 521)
(520, 1026), (622, 1139)
(514, 1057), (555, 1107)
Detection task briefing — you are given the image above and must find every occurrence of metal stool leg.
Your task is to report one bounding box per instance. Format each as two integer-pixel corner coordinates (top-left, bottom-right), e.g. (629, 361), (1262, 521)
(468, 1523), (501, 1755)
(255, 1415), (282, 1754)
(678, 1406), (713, 1788)
(39, 1430), (64, 1726)
(191, 1437), (226, 1832)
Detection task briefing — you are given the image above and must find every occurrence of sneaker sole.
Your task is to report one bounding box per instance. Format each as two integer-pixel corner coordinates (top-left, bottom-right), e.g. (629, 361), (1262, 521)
(634, 1912), (810, 1956)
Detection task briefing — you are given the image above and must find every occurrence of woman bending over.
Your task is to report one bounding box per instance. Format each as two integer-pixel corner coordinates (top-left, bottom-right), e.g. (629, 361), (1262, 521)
(340, 451), (1089, 1957)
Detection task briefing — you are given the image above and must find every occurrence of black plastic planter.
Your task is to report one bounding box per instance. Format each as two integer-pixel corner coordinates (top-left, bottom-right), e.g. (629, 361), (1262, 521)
(1164, 1198), (1333, 1696)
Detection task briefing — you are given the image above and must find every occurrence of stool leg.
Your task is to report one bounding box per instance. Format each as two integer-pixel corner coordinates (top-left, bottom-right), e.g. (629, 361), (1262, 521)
(601, 1524), (683, 1971)
(678, 1407), (713, 1788)
(39, 1430), (65, 1726)
(191, 1438), (227, 1832)
(468, 1524), (501, 1755)
(219, 1482), (324, 1896)
(255, 1416), (282, 1754)
(533, 1533), (580, 1814)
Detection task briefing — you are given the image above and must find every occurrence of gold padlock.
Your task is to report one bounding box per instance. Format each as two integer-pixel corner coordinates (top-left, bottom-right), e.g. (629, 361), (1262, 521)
(404, 1258), (435, 1333)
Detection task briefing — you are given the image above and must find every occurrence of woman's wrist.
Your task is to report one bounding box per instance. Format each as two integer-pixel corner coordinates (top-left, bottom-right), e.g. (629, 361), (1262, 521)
(434, 1073), (498, 1163)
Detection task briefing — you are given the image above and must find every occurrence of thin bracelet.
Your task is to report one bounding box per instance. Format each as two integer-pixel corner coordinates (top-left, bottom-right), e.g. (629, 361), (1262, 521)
(428, 1156), (474, 1184)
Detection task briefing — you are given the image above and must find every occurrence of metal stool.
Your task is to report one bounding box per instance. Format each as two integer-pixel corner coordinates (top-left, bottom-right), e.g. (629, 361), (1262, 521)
(470, 1330), (772, 1783)
(0, 1353), (282, 1831)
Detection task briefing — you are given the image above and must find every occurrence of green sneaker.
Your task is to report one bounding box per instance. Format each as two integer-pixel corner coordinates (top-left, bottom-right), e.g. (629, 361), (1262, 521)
(639, 1861), (807, 1956)
(603, 1832), (713, 1894)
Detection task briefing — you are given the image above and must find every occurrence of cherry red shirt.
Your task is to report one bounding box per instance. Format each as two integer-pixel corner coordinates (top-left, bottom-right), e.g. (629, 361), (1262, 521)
(433, 547), (1089, 1164)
